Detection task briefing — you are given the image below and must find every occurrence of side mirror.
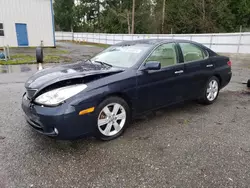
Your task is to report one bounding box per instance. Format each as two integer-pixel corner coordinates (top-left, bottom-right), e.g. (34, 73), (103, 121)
(143, 61), (161, 71)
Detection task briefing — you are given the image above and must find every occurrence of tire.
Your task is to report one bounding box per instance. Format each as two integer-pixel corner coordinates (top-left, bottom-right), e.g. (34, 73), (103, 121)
(247, 79), (250, 88)
(36, 47), (44, 63)
(199, 76), (220, 105)
(94, 96), (130, 141)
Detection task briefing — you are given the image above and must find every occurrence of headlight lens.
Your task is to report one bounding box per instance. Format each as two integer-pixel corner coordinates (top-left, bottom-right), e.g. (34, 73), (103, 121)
(34, 84), (87, 106)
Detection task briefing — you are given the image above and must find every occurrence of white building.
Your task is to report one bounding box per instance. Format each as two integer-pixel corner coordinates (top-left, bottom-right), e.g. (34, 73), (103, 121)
(0, 0), (55, 47)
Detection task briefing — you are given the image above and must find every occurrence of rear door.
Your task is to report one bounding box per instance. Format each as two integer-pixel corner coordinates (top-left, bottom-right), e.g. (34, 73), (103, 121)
(178, 42), (213, 99)
(135, 43), (186, 113)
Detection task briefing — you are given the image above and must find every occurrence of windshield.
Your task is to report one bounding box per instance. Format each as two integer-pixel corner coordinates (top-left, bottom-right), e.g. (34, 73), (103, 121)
(91, 44), (152, 68)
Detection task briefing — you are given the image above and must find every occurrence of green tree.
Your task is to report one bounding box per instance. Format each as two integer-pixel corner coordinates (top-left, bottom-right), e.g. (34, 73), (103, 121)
(229, 0), (250, 31)
(99, 0), (132, 33)
(155, 0), (236, 34)
(54, 0), (75, 31)
(54, 0), (250, 34)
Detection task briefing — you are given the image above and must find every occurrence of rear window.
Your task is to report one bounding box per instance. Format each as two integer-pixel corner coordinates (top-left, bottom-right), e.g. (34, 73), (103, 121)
(179, 43), (208, 62)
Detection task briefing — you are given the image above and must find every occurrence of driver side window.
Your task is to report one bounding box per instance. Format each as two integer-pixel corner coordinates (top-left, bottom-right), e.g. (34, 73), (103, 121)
(145, 43), (177, 68)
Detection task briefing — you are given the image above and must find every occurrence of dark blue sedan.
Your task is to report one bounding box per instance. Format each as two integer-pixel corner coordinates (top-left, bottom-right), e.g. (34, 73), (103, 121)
(22, 39), (232, 140)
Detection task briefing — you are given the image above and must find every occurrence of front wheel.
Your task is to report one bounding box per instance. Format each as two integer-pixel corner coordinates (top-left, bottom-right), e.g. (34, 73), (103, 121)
(199, 76), (220, 105)
(95, 97), (130, 141)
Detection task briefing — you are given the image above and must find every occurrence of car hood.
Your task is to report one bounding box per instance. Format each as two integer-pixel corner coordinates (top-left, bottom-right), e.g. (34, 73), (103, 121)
(25, 61), (124, 98)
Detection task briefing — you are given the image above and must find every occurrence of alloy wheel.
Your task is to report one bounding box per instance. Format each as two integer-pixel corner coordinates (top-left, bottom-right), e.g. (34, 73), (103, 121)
(98, 103), (126, 137)
(206, 80), (219, 101)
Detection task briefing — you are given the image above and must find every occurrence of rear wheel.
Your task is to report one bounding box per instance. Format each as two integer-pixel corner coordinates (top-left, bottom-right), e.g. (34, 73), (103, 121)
(95, 97), (130, 141)
(199, 76), (220, 105)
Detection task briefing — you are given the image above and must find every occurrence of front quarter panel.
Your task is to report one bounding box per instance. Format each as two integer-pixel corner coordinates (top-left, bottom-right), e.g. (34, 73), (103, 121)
(68, 69), (138, 113)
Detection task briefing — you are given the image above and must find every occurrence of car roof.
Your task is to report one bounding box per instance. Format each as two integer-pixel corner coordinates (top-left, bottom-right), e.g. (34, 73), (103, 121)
(114, 39), (217, 56)
(115, 39), (196, 46)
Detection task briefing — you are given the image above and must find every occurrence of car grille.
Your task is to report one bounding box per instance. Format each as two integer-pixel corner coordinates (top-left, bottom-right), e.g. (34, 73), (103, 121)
(26, 89), (38, 99)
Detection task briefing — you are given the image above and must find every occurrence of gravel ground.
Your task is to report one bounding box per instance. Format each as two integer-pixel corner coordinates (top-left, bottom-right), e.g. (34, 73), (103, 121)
(0, 43), (250, 188)
(56, 42), (103, 62)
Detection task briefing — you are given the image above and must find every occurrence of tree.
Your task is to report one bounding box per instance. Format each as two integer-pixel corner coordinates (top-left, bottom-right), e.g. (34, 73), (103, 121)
(99, 0), (135, 34)
(99, 1), (131, 33)
(53, 0), (75, 31)
(229, 0), (250, 31)
(162, 0), (166, 34)
(131, 0), (135, 34)
(54, 0), (250, 34)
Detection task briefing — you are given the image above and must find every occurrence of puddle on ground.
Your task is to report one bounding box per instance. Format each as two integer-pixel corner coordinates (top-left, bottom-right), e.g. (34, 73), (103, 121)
(0, 64), (45, 74)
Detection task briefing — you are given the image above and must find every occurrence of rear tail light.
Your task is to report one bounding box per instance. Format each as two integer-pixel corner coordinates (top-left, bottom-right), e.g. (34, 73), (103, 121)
(227, 60), (232, 67)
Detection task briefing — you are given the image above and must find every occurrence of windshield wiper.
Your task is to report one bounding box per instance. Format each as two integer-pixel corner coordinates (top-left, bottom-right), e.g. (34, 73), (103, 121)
(93, 60), (113, 67)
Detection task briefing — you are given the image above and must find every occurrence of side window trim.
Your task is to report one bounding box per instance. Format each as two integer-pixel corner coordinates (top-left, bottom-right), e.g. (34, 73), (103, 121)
(179, 42), (209, 64)
(176, 43), (184, 63)
(174, 43), (181, 64)
(203, 49), (209, 59)
(139, 42), (179, 70)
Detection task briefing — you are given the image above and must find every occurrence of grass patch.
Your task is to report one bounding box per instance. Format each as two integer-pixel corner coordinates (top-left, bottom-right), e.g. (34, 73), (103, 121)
(78, 41), (110, 48)
(9, 47), (69, 54)
(0, 54), (35, 65)
(58, 40), (110, 48)
(0, 54), (71, 65)
(44, 48), (69, 54)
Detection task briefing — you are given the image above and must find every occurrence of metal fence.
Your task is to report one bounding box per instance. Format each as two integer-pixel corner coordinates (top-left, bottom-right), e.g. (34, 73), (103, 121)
(55, 31), (250, 54)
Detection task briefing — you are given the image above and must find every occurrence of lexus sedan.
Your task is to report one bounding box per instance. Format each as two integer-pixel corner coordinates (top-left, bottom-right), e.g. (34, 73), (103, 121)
(22, 39), (232, 140)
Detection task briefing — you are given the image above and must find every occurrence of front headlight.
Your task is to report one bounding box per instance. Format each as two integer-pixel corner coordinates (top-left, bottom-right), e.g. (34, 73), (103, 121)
(34, 84), (87, 106)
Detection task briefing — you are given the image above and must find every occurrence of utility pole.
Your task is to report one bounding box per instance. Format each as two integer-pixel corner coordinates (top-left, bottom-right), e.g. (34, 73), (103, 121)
(131, 0), (135, 34)
(162, 0), (166, 34)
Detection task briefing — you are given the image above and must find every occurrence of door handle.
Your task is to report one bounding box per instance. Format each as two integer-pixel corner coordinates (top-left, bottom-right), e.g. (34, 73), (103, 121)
(206, 64), (213, 68)
(174, 70), (184, 74)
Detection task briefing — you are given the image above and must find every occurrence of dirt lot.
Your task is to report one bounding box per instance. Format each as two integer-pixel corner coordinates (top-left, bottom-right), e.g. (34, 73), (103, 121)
(0, 42), (250, 188)
(0, 42), (104, 65)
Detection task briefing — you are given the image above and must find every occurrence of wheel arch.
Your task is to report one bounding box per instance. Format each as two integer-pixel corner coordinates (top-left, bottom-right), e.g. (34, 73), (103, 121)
(99, 92), (133, 111)
(213, 74), (222, 88)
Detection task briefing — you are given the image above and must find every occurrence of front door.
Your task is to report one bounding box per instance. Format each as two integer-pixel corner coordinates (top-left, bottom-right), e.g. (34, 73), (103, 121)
(15, 23), (29, 46)
(135, 43), (185, 113)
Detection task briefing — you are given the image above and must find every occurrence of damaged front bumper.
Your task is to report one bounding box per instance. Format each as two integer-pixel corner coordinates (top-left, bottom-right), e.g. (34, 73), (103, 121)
(21, 93), (97, 140)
